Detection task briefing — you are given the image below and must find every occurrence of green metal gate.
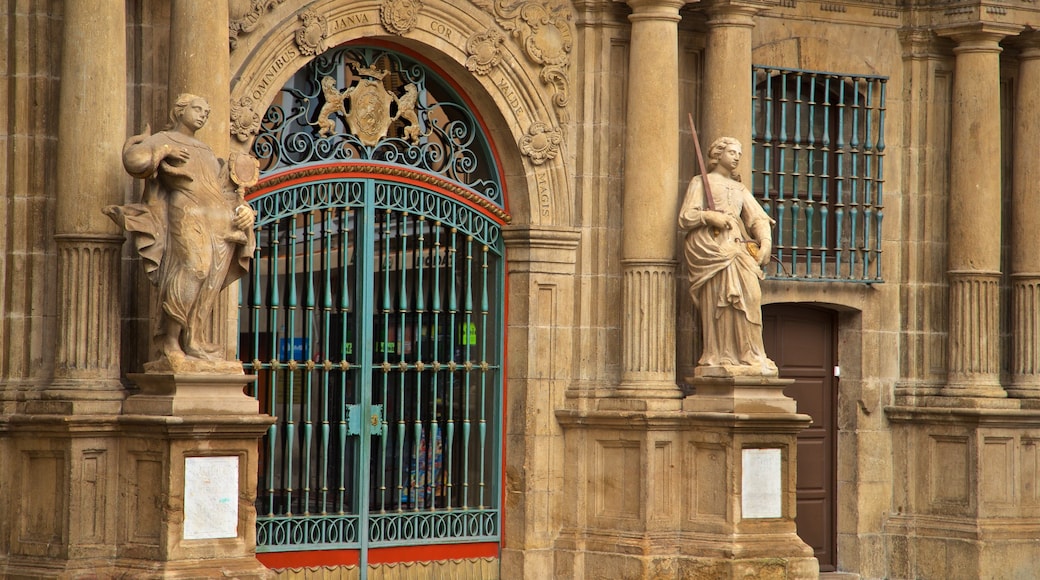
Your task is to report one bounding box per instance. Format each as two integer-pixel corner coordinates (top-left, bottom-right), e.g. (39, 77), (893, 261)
(238, 44), (508, 573)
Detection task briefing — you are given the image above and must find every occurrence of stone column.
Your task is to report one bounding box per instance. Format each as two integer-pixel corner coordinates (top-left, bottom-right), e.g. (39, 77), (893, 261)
(701, 2), (762, 149)
(170, 0), (231, 154)
(1010, 34), (1040, 402)
(169, 0), (237, 358)
(615, 0), (686, 406)
(940, 25), (1019, 400)
(45, 0), (127, 414)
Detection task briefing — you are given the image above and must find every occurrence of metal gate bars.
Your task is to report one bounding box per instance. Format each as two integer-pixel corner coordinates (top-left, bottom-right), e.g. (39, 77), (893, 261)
(240, 174), (505, 562)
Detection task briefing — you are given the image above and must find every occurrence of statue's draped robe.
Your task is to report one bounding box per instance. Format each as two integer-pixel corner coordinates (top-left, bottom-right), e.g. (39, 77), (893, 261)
(679, 172), (775, 370)
(117, 130), (254, 342)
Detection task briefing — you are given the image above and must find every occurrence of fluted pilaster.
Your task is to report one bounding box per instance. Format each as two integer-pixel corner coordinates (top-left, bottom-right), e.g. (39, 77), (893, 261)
(940, 25), (1019, 397)
(1009, 275), (1040, 397)
(621, 260), (678, 381)
(1010, 36), (1040, 398)
(946, 272), (1002, 391)
(55, 236), (125, 376)
(615, 0), (686, 403)
(46, 0), (126, 411)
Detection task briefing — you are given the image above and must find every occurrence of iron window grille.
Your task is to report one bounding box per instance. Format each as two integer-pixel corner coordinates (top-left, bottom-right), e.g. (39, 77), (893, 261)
(751, 66), (887, 283)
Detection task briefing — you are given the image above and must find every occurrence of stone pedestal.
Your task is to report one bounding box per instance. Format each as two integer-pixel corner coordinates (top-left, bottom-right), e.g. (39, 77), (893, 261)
(0, 372), (273, 579)
(125, 370), (261, 416)
(885, 406), (1040, 580)
(555, 374), (817, 579)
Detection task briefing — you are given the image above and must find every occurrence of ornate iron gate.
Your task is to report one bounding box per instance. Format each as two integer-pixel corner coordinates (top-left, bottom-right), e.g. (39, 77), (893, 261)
(238, 45), (507, 573)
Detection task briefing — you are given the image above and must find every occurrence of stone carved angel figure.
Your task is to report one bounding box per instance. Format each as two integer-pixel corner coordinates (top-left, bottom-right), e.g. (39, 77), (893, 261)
(104, 94), (257, 368)
(678, 136), (777, 375)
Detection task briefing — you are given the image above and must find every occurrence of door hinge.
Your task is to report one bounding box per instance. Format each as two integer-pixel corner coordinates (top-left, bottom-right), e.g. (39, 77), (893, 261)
(833, 365), (841, 378)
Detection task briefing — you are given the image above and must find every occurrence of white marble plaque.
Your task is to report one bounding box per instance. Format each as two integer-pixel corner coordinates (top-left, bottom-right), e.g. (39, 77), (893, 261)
(741, 448), (782, 519)
(183, 455), (239, 540)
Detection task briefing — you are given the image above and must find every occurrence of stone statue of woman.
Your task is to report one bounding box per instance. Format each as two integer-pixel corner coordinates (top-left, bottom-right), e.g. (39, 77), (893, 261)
(105, 94), (257, 368)
(679, 136), (777, 375)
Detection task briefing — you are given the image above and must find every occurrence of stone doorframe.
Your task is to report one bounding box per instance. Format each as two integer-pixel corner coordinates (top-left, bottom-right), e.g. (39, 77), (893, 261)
(224, 2), (580, 578)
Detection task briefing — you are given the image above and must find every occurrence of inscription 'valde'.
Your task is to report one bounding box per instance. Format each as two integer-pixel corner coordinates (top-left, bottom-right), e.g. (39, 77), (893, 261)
(494, 75), (525, 122)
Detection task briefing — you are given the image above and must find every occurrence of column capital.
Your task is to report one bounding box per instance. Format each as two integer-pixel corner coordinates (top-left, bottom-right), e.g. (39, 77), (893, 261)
(936, 22), (1023, 51)
(615, 0), (690, 22)
(1011, 30), (1040, 58)
(704, 0), (772, 26)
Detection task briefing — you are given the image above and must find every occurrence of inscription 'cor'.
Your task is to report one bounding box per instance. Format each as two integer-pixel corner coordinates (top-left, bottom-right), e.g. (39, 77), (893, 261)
(428, 18), (453, 41)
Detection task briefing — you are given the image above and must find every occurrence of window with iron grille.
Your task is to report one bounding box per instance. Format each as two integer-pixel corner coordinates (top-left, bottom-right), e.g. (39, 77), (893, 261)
(751, 66), (887, 283)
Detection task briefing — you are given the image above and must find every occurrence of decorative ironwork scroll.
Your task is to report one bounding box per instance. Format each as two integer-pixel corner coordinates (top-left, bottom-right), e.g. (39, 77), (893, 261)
(253, 45), (504, 209)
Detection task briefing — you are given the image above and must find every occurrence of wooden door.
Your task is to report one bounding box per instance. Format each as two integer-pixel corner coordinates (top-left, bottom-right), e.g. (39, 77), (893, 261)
(763, 304), (837, 572)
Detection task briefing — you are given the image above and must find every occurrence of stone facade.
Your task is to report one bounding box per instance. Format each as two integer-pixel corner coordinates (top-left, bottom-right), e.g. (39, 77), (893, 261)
(3, 1), (1040, 578)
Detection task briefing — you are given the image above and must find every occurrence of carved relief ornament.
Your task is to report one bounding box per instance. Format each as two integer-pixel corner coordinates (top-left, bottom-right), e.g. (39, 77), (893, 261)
(472, 0), (574, 107)
(295, 9), (329, 56)
(466, 29), (505, 75)
(381, 0), (423, 35)
(230, 96), (262, 142)
(519, 122), (562, 165)
(229, 0), (288, 50)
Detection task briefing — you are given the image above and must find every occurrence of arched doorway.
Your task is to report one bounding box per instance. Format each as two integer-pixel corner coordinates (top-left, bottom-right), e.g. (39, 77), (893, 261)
(763, 304), (838, 571)
(239, 43), (508, 577)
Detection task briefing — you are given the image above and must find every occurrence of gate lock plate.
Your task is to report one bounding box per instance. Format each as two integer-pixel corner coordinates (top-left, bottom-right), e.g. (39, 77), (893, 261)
(345, 404), (384, 436)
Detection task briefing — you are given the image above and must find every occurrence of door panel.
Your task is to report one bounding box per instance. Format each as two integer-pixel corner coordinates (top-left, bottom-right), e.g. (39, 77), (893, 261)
(763, 304), (837, 572)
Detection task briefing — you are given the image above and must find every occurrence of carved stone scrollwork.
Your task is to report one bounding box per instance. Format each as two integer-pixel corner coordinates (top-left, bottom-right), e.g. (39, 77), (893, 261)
(295, 9), (329, 56)
(229, 0), (288, 50)
(380, 0), (424, 35)
(519, 122), (562, 165)
(231, 96), (262, 142)
(473, 0), (574, 108)
(466, 29), (505, 75)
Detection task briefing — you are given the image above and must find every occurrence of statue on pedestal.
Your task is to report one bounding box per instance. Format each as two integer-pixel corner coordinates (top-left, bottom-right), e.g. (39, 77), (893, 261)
(105, 94), (258, 371)
(679, 136), (777, 376)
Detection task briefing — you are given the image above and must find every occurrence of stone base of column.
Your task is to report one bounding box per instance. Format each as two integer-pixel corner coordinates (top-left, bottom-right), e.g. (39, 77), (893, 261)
(885, 405), (1040, 579)
(604, 380), (684, 411)
(1007, 380), (1040, 405)
(23, 382), (126, 415)
(556, 382), (817, 580)
(915, 389), (1019, 410)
